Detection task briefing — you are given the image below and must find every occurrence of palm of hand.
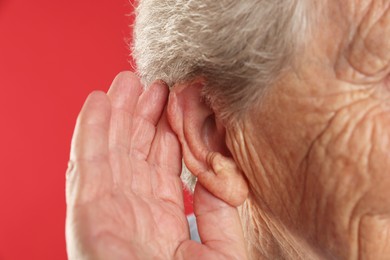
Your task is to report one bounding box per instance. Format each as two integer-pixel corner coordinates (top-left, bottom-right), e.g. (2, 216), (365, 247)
(71, 178), (189, 259)
(66, 72), (189, 259)
(69, 163), (189, 260)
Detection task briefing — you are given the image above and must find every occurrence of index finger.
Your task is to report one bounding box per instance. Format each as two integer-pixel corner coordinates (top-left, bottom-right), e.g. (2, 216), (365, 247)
(66, 91), (112, 205)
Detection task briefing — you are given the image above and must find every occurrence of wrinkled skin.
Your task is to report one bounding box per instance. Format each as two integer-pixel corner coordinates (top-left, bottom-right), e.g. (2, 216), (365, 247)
(231, 1), (390, 258)
(66, 0), (390, 259)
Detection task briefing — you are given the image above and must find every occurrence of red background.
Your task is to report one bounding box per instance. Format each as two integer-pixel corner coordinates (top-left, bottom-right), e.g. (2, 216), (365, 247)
(0, 1), (192, 259)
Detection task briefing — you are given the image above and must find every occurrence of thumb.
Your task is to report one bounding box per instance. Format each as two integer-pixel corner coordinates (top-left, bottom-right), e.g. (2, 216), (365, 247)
(194, 183), (248, 255)
(175, 183), (248, 259)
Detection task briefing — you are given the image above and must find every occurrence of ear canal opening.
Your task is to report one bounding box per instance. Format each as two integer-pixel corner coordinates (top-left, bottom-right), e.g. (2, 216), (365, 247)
(202, 114), (231, 157)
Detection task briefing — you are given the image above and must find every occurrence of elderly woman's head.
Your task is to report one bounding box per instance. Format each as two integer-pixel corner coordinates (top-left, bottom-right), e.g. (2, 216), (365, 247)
(133, 0), (390, 258)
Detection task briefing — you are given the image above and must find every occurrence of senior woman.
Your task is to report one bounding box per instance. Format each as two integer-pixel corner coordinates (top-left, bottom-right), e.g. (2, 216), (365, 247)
(66, 0), (390, 259)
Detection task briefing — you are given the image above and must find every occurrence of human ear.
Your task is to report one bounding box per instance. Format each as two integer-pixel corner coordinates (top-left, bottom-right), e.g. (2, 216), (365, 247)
(167, 80), (248, 207)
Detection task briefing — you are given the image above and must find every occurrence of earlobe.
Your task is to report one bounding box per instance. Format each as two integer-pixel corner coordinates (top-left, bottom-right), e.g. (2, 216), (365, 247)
(167, 80), (248, 207)
(203, 152), (249, 207)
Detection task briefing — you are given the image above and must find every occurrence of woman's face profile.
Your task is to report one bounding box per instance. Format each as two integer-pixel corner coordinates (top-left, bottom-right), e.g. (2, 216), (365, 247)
(229, 1), (390, 257)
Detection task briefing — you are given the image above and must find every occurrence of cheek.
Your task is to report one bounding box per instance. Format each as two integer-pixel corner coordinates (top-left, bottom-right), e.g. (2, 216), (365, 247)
(359, 109), (390, 211)
(300, 99), (390, 246)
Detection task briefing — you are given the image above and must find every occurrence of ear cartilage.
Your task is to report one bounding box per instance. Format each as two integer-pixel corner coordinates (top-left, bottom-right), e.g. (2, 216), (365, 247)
(202, 152), (249, 207)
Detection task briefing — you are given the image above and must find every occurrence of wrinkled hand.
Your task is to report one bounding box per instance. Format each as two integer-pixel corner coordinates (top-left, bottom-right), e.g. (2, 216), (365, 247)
(65, 72), (247, 259)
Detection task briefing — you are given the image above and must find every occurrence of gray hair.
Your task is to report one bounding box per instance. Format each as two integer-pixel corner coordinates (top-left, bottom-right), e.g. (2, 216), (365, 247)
(132, 0), (310, 121)
(132, 0), (311, 191)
